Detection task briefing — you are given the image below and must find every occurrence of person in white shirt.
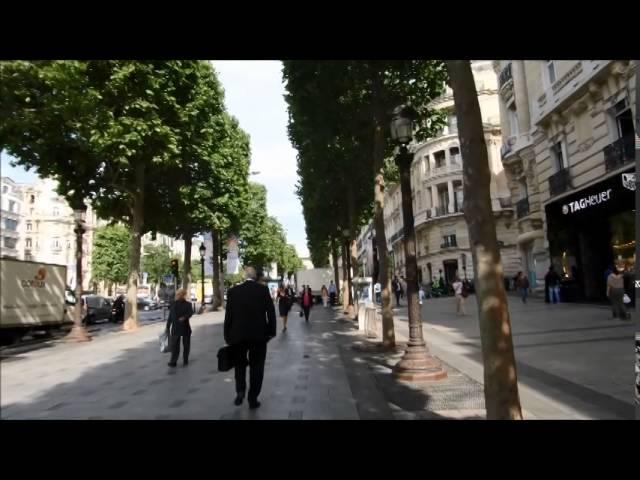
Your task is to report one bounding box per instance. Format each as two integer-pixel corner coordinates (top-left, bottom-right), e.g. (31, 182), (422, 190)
(418, 285), (426, 305)
(452, 277), (466, 316)
(328, 281), (337, 306)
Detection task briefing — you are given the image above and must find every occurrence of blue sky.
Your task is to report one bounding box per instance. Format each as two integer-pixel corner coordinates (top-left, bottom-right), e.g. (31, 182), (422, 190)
(1, 61), (308, 257)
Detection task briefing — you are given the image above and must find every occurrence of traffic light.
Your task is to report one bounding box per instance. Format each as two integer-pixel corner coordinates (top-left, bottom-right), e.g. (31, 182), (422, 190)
(170, 259), (179, 279)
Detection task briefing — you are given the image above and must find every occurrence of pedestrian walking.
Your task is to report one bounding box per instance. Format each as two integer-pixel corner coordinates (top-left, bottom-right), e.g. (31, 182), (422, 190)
(418, 284), (426, 305)
(165, 288), (194, 368)
(452, 277), (467, 316)
(329, 280), (337, 306)
(392, 276), (402, 307)
(224, 266), (276, 410)
(545, 265), (561, 304)
(607, 266), (630, 320)
(321, 284), (329, 307)
(277, 285), (292, 332)
(516, 271), (530, 304)
(400, 277), (407, 300)
(301, 286), (313, 322)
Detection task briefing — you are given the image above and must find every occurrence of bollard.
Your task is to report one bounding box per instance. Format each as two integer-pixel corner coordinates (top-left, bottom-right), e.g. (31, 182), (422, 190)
(365, 305), (378, 338)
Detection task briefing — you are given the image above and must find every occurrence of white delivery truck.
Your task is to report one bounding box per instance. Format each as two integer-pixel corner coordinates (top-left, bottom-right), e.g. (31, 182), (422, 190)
(295, 268), (334, 299)
(0, 258), (70, 344)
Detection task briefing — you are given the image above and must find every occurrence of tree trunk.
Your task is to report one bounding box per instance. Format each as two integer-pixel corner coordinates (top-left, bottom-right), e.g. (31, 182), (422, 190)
(341, 244), (348, 308)
(372, 108), (395, 348)
(446, 60), (523, 420)
(123, 164), (145, 332)
(182, 234), (192, 291)
(331, 238), (341, 293)
(212, 228), (222, 310)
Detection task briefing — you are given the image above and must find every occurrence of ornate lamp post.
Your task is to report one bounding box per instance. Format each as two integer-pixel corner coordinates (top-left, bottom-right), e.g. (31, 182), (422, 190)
(390, 105), (446, 381)
(66, 205), (91, 342)
(199, 242), (206, 313)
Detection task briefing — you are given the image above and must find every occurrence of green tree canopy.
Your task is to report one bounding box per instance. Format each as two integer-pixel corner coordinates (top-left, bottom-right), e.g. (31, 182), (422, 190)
(141, 244), (174, 286)
(91, 225), (131, 286)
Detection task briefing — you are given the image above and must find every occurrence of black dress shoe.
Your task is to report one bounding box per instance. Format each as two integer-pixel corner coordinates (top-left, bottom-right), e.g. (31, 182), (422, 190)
(167, 362), (177, 368)
(183, 360), (189, 366)
(249, 400), (261, 410)
(234, 393), (245, 406)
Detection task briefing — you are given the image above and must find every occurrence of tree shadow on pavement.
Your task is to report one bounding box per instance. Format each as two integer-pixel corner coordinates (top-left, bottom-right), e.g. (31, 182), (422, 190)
(330, 312), (486, 420)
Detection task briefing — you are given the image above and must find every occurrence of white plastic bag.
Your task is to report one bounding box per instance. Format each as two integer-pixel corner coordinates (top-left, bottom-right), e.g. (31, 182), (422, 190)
(159, 332), (171, 353)
(623, 294), (631, 305)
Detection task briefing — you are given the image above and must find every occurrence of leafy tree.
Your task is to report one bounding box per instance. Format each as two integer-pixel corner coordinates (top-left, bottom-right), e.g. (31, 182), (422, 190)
(278, 243), (303, 279)
(190, 259), (206, 283)
(283, 60), (448, 346)
(446, 60), (522, 419)
(141, 244), (173, 294)
(238, 183), (289, 276)
(91, 225), (131, 292)
(0, 60), (109, 341)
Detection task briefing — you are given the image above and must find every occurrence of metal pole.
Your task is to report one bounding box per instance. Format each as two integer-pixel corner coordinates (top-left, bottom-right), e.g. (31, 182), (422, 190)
(393, 145), (446, 381)
(200, 257), (205, 313)
(66, 217), (91, 342)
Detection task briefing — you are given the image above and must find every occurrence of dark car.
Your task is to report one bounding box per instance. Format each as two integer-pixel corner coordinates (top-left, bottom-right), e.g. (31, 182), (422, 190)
(137, 297), (158, 311)
(81, 295), (114, 324)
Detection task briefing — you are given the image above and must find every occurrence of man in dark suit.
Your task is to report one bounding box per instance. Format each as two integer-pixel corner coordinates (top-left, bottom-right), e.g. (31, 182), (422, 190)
(224, 266), (277, 410)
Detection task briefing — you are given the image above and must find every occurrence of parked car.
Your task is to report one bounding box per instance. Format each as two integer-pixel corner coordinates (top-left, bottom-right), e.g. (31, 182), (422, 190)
(137, 297), (158, 311)
(81, 295), (114, 324)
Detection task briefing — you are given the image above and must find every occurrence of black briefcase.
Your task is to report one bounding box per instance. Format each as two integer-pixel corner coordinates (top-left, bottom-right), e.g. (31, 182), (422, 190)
(217, 345), (235, 372)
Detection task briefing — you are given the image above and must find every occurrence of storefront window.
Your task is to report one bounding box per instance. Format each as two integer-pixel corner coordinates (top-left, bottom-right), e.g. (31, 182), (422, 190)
(610, 210), (635, 273)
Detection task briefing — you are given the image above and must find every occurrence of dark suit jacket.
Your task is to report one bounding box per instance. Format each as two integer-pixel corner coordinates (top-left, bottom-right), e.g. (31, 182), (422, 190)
(224, 280), (276, 345)
(166, 299), (193, 336)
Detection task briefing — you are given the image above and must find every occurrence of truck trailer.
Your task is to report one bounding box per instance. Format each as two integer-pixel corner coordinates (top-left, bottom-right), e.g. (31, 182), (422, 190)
(0, 258), (70, 344)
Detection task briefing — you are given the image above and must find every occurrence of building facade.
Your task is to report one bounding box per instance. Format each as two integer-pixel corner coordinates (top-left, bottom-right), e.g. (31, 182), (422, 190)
(17, 178), (100, 289)
(1, 177), (24, 259)
(383, 61), (520, 287)
(495, 60), (637, 301)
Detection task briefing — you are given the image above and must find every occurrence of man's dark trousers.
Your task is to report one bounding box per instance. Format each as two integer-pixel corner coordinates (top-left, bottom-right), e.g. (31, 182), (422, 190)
(234, 341), (268, 402)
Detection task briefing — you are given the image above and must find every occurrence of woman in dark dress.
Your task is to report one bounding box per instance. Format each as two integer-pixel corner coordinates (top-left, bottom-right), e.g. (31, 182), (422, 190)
(277, 286), (292, 333)
(165, 288), (194, 367)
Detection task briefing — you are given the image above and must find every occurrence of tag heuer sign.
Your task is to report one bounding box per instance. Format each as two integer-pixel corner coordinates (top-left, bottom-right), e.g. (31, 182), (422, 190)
(562, 189), (612, 215)
(622, 173), (635, 191)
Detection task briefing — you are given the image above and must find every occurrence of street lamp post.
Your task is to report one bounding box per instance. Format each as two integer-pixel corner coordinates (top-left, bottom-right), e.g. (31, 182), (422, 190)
(390, 105), (446, 381)
(199, 243), (206, 313)
(66, 205), (91, 342)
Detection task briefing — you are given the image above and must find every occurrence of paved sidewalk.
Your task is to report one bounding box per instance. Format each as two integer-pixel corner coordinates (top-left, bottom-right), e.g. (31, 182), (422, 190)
(1, 301), (490, 420)
(387, 294), (636, 419)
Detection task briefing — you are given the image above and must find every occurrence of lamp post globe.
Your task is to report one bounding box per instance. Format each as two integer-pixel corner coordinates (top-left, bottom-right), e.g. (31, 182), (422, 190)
(390, 104), (446, 381)
(390, 104), (417, 145)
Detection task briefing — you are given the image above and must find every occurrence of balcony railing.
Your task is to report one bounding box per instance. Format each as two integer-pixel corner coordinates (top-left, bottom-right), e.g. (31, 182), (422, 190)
(434, 206), (447, 217)
(516, 198), (530, 218)
(498, 62), (512, 88)
(548, 168), (571, 197)
(603, 135), (635, 172)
